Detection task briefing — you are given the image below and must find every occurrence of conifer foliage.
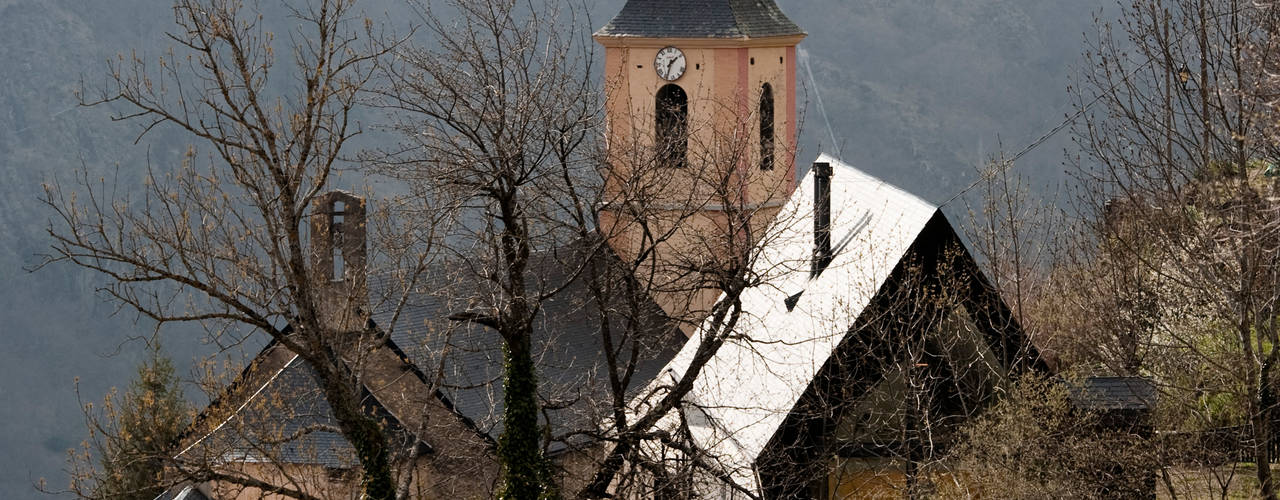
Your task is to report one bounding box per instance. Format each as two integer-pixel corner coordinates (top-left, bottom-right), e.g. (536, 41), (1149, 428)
(69, 342), (192, 500)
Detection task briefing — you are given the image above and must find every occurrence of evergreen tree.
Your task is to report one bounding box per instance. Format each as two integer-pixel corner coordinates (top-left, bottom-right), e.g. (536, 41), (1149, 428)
(88, 342), (191, 500)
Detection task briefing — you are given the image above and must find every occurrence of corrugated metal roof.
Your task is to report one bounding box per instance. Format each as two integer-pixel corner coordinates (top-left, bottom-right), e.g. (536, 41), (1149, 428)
(595, 0), (804, 39)
(633, 153), (940, 490)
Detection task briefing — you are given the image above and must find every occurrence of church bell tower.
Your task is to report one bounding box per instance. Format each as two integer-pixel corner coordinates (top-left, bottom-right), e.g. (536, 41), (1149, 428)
(594, 0), (805, 332)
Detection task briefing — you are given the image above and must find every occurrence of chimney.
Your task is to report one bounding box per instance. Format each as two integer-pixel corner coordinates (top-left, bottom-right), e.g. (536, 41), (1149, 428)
(812, 162), (833, 277)
(310, 191), (368, 331)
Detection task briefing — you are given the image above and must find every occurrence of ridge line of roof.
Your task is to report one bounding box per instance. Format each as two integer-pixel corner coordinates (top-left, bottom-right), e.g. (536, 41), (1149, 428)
(814, 152), (939, 212)
(173, 338), (285, 449)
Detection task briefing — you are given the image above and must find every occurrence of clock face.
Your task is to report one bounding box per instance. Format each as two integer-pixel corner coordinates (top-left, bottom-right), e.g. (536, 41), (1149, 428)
(654, 46), (686, 81)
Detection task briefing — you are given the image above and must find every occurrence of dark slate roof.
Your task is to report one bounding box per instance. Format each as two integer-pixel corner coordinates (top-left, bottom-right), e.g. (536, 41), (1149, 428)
(595, 0), (804, 39)
(184, 356), (415, 468)
(187, 239), (681, 462)
(371, 240), (682, 453)
(1067, 376), (1158, 411)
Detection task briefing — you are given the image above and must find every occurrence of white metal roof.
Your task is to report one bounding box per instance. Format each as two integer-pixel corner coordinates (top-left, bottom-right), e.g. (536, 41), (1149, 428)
(634, 153), (940, 491)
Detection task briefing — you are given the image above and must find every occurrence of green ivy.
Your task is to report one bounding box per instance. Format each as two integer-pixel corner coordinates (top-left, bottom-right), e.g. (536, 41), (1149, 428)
(497, 341), (558, 500)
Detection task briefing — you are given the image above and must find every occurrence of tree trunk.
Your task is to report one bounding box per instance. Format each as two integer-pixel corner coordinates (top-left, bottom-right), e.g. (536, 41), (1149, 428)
(1256, 358), (1277, 500)
(499, 333), (553, 499)
(321, 366), (395, 500)
(343, 412), (396, 500)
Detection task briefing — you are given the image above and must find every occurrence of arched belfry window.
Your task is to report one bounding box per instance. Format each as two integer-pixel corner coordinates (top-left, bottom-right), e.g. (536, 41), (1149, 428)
(759, 83), (775, 171)
(656, 84), (688, 168)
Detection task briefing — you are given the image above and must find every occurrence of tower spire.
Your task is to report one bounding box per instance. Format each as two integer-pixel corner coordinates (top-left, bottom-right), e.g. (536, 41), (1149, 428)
(596, 0), (804, 39)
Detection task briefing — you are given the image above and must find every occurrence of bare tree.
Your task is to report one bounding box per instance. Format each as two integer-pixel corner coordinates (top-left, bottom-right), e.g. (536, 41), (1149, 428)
(963, 157), (1062, 351)
(1072, 0), (1280, 496)
(372, 0), (603, 496)
(369, 0), (816, 497)
(39, 0), (412, 497)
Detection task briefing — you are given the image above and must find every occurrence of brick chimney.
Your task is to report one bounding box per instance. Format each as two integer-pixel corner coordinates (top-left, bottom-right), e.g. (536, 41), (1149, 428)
(310, 191), (367, 332)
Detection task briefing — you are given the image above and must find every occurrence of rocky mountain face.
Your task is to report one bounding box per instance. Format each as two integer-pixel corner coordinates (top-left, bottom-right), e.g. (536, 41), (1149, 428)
(0, 0), (1103, 497)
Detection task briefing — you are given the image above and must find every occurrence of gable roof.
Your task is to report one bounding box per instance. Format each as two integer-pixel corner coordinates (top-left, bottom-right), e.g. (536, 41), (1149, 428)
(177, 239), (683, 494)
(370, 241), (683, 454)
(595, 0), (805, 39)
(176, 351), (415, 468)
(182, 241), (683, 471)
(632, 153), (989, 490)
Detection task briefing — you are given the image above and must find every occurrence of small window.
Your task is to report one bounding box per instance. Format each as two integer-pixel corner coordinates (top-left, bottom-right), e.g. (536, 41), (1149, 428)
(331, 200), (347, 281)
(655, 84), (688, 168)
(332, 246), (345, 282)
(759, 83), (775, 171)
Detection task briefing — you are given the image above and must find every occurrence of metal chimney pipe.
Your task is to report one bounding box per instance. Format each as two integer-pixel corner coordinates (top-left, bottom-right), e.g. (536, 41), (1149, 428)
(812, 162), (833, 276)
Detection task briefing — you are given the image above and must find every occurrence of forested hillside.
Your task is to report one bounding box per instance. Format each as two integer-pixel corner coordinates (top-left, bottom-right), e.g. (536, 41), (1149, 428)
(0, 2), (196, 497)
(0, 0), (1104, 497)
(787, 0), (1100, 201)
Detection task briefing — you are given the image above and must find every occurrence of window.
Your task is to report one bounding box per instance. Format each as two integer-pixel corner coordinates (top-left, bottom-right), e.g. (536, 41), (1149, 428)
(759, 83), (775, 171)
(331, 200), (346, 281)
(655, 84), (688, 168)
(332, 247), (345, 281)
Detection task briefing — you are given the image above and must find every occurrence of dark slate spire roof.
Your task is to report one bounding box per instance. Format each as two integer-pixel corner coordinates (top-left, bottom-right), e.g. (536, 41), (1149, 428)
(595, 0), (804, 39)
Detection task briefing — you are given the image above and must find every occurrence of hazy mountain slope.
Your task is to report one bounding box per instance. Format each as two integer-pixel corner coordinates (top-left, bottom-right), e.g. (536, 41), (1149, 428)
(0, 0), (1105, 497)
(0, 2), (185, 497)
(784, 0), (1104, 202)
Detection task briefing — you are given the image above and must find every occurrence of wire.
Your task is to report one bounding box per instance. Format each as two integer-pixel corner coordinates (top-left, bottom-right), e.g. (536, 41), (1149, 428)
(937, 54), (1159, 208)
(799, 47), (842, 159)
(10, 105), (78, 135)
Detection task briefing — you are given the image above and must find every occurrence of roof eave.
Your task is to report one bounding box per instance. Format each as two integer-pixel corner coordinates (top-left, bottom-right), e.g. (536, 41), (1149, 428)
(592, 32), (806, 48)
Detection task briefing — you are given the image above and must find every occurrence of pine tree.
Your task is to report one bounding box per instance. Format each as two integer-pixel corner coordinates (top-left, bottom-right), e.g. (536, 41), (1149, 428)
(91, 342), (191, 500)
